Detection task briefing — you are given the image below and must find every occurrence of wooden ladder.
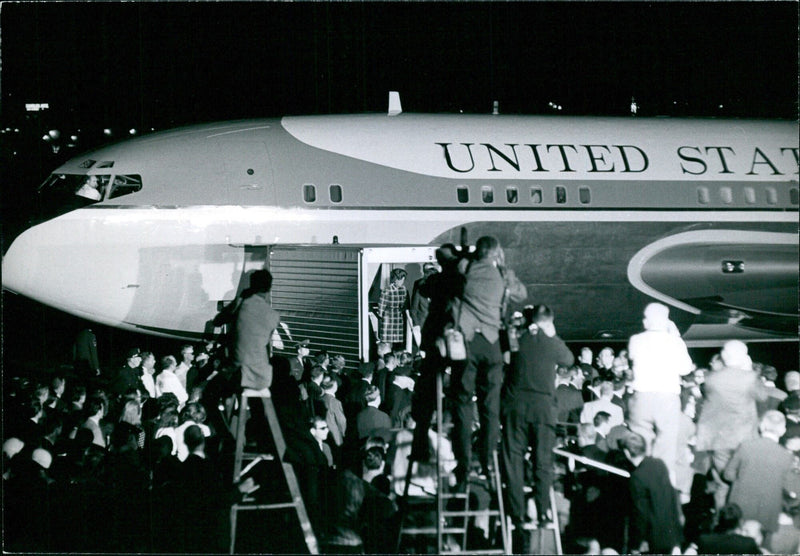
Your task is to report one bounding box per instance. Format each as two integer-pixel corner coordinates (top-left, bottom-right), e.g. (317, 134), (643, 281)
(229, 389), (318, 554)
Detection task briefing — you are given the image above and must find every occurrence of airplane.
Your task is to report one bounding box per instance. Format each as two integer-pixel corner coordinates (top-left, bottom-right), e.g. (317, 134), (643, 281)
(3, 93), (798, 366)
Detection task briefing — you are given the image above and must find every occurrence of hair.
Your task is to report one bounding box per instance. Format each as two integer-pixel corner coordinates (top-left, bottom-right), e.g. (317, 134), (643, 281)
(120, 399), (142, 425)
(435, 243), (459, 265)
(310, 365), (325, 381)
(398, 351), (413, 366)
(179, 402), (207, 425)
(643, 302), (670, 328)
(598, 381), (614, 398)
(44, 412), (64, 436)
(68, 384), (87, 404)
(390, 268), (407, 282)
(309, 416), (326, 429)
(157, 406), (180, 428)
(529, 304), (554, 325)
(86, 394), (106, 417)
(330, 354), (346, 370)
(384, 352), (399, 366)
(721, 340), (750, 368)
(365, 384), (380, 404)
(760, 365), (778, 382)
(715, 503), (743, 533)
(248, 269), (273, 293)
(785, 371), (800, 391)
(314, 351), (329, 366)
(760, 410), (787, 436)
(50, 375), (66, 391)
(474, 236), (500, 260)
(363, 446), (386, 471)
(593, 411), (611, 428)
(620, 432), (647, 457)
(161, 355), (177, 370)
(321, 376), (337, 392)
(140, 350), (154, 362)
(181, 344), (193, 354)
(183, 424), (205, 453)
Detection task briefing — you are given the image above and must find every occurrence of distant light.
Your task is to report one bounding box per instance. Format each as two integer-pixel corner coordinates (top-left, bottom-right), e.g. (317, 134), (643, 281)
(42, 134), (50, 142)
(25, 102), (50, 112)
(13, 128), (19, 133)
(557, 105), (562, 111)
(103, 128), (113, 136)
(48, 129), (60, 140)
(150, 127), (155, 132)
(129, 128), (137, 135)
(718, 104), (724, 109)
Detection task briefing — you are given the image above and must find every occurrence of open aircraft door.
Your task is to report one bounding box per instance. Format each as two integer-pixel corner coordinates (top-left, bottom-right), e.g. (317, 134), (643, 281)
(262, 244), (436, 371)
(358, 246), (438, 362)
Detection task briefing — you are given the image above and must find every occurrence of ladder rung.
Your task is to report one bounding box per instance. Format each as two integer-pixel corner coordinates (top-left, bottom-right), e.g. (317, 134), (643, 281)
(441, 509), (503, 518)
(242, 452), (276, 460)
(441, 492), (468, 499)
(232, 501), (298, 511)
(443, 548), (507, 555)
(400, 527), (468, 535)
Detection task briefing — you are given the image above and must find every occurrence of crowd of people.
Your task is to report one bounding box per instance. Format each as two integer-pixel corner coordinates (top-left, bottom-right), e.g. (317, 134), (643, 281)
(3, 236), (800, 555)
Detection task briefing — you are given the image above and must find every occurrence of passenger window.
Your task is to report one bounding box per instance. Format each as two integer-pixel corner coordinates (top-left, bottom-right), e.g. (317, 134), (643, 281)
(791, 188), (799, 205)
(697, 187), (710, 204)
(530, 187), (542, 204)
(457, 185), (469, 203)
(720, 187), (733, 204)
(579, 187), (591, 204)
(482, 185), (494, 203)
(303, 184), (316, 203)
(506, 186), (518, 204)
(744, 187), (756, 204)
(108, 175), (143, 199)
(329, 184), (342, 203)
(766, 187), (777, 205)
(556, 186), (567, 204)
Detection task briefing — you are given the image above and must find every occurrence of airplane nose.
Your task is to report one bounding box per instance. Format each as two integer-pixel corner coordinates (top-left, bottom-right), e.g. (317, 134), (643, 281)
(2, 227), (38, 297)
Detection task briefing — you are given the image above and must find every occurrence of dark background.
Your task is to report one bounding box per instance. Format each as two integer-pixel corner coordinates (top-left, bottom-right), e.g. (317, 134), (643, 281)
(1, 2), (798, 377)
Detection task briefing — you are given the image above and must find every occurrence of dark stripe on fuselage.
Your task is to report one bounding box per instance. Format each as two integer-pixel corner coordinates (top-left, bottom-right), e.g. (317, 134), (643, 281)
(83, 204), (796, 212)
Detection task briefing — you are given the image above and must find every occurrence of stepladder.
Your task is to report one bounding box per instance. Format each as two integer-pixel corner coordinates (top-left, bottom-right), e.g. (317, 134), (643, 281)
(229, 388), (318, 554)
(398, 371), (511, 554)
(512, 486), (563, 555)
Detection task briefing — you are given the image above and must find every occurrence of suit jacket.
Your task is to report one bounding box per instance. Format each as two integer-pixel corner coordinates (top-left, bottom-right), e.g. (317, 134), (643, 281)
(322, 393), (347, 446)
(724, 436), (794, 532)
(80, 417), (107, 448)
(629, 457), (683, 551)
(356, 406), (392, 441)
(696, 365), (768, 452)
(697, 532), (760, 554)
(555, 384), (584, 422)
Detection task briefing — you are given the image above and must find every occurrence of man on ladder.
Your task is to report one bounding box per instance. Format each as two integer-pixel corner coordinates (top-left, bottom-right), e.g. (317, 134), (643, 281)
(501, 305), (574, 553)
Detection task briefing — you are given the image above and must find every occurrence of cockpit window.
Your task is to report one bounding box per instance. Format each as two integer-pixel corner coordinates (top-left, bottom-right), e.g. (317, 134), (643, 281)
(38, 173), (111, 203)
(108, 175), (143, 199)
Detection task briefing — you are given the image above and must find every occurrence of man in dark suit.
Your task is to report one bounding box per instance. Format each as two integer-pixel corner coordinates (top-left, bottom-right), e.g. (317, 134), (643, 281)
(110, 348), (142, 396)
(622, 432), (683, 554)
(695, 502), (760, 554)
(356, 385), (392, 443)
(501, 304), (574, 537)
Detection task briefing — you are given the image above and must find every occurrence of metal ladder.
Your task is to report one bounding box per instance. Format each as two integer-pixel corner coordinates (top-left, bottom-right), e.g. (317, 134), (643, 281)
(511, 486), (563, 555)
(229, 389), (318, 554)
(398, 371), (511, 554)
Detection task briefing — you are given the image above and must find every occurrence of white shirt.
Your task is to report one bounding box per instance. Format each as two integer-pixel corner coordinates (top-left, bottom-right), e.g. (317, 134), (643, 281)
(170, 421), (212, 461)
(156, 369), (188, 407)
(628, 329), (693, 394)
(580, 398), (625, 428)
(140, 373), (156, 399)
(175, 362), (192, 390)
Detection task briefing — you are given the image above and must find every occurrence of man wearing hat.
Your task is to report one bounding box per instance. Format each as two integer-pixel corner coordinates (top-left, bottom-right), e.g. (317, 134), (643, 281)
(110, 348), (143, 396)
(289, 339), (311, 382)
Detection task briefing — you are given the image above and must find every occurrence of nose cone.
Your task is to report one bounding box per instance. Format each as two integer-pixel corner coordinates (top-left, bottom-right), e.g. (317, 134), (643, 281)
(2, 226), (39, 297)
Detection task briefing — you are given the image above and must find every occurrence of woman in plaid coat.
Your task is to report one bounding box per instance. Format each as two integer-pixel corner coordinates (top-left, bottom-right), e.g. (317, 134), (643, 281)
(378, 268), (408, 345)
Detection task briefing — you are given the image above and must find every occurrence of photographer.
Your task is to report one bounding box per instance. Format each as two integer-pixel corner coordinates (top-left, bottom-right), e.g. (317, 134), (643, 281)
(450, 236), (526, 484)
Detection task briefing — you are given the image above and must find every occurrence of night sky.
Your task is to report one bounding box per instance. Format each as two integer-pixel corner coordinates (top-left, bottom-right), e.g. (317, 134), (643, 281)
(1, 1), (797, 133)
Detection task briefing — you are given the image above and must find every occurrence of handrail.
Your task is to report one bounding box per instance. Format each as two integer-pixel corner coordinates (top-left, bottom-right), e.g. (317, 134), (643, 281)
(553, 447), (631, 478)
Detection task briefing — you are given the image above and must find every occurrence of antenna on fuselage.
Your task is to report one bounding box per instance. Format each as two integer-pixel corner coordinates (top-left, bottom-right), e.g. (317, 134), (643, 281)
(388, 91), (402, 116)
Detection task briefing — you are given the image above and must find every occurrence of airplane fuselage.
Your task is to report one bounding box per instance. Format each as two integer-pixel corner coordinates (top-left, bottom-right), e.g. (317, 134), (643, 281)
(3, 113), (798, 346)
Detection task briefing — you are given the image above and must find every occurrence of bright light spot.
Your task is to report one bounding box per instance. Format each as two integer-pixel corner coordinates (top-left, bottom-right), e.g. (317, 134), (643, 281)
(718, 104), (724, 109)
(48, 129), (60, 140)
(70, 135), (78, 142)
(103, 128), (113, 136)
(129, 128), (137, 135)
(25, 103), (50, 112)
(557, 105), (562, 111)
(42, 134), (50, 142)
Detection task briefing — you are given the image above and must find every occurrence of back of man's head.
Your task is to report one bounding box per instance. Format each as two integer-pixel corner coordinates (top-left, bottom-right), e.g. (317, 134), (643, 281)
(184, 424), (205, 453)
(249, 269), (273, 293)
(365, 384), (380, 406)
(598, 380), (614, 398)
(474, 236), (500, 261)
(760, 410), (787, 438)
(529, 304), (554, 325)
(593, 411), (612, 432)
(785, 371), (800, 392)
(715, 503), (744, 533)
(577, 423), (597, 447)
(620, 432), (647, 458)
(720, 340), (750, 369)
(642, 302), (670, 331)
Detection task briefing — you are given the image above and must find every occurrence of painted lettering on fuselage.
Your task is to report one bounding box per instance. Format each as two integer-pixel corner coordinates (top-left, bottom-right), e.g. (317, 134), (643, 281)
(438, 142), (800, 176)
